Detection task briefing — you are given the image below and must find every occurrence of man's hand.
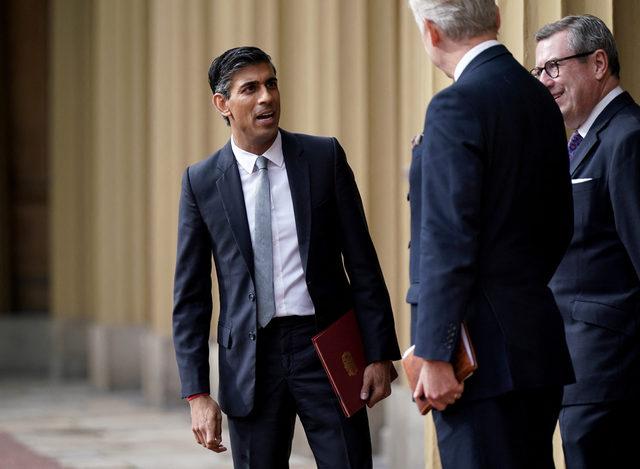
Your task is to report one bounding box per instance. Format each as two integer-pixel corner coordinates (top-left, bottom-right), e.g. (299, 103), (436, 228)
(414, 359), (464, 411)
(189, 395), (227, 453)
(360, 360), (393, 408)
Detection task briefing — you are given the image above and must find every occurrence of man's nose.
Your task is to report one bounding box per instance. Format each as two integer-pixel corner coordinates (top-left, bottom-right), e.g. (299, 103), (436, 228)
(258, 85), (274, 103)
(539, 70), (554, 88)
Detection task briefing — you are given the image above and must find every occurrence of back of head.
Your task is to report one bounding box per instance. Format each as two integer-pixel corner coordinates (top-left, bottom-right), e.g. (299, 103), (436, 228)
(535, 15), (620, 78)
(407, 0), (498, 40)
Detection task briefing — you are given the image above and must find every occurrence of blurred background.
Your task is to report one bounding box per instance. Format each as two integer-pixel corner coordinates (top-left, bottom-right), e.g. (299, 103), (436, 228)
(1, 0), (638, 468)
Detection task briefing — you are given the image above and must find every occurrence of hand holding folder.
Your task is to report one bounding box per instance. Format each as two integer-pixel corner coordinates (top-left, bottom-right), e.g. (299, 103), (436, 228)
(312, 310), (398, 417)
(402, 322), (477, 415)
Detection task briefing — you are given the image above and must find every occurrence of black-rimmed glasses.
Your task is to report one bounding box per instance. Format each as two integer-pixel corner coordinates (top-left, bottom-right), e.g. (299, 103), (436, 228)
(530, 50), (596, 79)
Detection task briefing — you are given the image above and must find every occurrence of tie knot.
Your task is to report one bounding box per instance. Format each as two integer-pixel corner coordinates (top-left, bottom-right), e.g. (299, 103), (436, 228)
(256, 156), (268, 171)
(567, 131), (583, 158)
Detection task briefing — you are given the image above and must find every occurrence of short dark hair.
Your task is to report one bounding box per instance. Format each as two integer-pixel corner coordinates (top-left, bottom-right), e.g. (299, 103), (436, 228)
(208, 46), (277, 125)
(535, 15), (620, 79)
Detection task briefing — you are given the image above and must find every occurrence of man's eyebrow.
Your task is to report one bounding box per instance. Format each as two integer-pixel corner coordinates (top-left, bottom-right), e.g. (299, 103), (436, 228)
(238, 80), (259, 89)
(237, 76), (277, 89)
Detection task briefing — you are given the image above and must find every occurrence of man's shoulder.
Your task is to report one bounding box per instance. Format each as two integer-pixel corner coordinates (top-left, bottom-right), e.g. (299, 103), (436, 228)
(610, 95), (640, 129)
(281, 129), (336, 148)
(595, 95), (640, 147)
(188, 143), (230, 174)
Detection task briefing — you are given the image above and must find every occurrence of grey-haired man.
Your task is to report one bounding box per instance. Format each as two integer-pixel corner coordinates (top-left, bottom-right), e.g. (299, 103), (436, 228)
(535, 15), (640, 469)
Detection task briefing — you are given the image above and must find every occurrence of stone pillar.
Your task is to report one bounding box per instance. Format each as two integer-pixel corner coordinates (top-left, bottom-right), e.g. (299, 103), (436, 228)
(614, 0), (640, 101)
(49, 0), (95, 378)
(89, 0), (148, 390)
(145, 0), (213, 406)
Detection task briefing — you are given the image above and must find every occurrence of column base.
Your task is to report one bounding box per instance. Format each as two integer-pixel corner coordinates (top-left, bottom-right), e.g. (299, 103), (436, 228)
(89, 324), (143, 390)
(381, 383), (426, 469)
(51, 317), (88, 379)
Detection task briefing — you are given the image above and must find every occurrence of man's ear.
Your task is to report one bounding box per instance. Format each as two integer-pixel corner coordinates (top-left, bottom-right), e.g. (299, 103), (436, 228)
(212, 93), (231, 119)
(593, 49), (609, 80)
(424, 19), (441, 47)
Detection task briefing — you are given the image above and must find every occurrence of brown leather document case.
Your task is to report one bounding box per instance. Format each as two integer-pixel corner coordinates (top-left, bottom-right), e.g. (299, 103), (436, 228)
(402, 322), (477, 415)
(312, 309), (397, 417)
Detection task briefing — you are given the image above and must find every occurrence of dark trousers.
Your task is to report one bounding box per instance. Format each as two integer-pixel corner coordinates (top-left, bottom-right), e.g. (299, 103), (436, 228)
(227, 315), (372, 469)
(560, 400), (640, 469)
(434, 386), (563, 469)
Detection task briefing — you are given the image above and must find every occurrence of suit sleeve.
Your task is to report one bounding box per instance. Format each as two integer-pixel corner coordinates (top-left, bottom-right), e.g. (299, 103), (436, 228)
(173, 167), (213, 398)
(415, 89), (484, 361)
(331, 138), (401, 363)
(610, 127), (640, 277)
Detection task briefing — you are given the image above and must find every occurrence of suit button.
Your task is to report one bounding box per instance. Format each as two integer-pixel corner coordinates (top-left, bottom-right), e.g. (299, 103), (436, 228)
(249, 331), (256, 341)
(248, 292), (256, 301)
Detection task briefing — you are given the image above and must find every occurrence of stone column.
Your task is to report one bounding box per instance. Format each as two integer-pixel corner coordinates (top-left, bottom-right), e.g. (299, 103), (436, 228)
(89, 0), (148, 390)
(614, 0), (640, 100)
(49, 0), (95, 379)
(145, 0), (213, 406)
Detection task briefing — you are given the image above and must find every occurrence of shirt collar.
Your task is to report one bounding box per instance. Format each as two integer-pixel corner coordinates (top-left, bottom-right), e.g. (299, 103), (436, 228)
(577, 86), (624, 137)
(231, 131), (284, 173)
(454, 39), (501, 81)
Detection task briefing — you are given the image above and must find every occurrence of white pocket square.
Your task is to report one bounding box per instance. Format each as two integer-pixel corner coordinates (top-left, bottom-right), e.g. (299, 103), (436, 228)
(572, 178), (593, 184)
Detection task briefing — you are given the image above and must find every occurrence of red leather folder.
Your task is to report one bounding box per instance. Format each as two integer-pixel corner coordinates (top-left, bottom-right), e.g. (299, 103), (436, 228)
(402, 322), (477, 415)
(312, 309), (397, 417)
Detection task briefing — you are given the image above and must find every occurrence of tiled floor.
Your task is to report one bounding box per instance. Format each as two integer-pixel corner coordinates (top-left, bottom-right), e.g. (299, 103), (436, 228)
(0, 379), (316, 469)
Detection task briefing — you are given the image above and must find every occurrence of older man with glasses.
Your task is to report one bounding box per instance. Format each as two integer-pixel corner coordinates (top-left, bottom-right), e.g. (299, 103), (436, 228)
(534, 14), (640, 469)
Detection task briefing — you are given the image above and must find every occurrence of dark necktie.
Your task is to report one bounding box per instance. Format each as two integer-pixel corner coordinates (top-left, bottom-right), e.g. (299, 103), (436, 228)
(567, 131), (583, 161)
(254, 156), (276, 328)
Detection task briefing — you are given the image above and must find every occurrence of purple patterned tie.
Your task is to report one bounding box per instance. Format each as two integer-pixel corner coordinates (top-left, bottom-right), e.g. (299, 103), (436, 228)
(567, 131), (583, 161)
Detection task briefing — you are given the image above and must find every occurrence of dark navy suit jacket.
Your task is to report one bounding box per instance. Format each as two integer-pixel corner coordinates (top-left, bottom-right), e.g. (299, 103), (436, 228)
(173, 129), (400, 417)
(409, 45), (575, 401)
(550, 91), (640, 405)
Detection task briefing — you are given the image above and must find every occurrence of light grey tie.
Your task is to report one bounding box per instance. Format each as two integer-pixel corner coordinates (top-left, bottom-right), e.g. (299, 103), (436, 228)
(254, 156), (276, 327)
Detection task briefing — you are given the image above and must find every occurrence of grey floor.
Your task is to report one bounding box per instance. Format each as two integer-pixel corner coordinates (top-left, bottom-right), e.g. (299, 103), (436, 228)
(0, 379), (316, 469)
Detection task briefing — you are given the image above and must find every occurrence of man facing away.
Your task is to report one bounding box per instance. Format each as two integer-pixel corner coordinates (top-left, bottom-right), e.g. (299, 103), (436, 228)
(172, 46), (400, 469)
(534, 15), (640, 469)
(406, 1), (574, 467)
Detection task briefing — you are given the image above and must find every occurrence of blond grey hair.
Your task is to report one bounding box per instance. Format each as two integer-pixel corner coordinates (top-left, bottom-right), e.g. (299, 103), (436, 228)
(407, 0), (498, 40)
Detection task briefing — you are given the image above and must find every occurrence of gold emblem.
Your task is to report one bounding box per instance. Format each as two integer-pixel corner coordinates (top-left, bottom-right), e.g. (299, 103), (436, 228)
(341, 351), (358, 376)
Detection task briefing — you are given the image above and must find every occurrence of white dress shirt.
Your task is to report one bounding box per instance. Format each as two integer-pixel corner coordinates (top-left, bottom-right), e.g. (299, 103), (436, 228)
(454, 39), (501, 81)
(231, 132), (315, 318)
(577, 86), (624, 137)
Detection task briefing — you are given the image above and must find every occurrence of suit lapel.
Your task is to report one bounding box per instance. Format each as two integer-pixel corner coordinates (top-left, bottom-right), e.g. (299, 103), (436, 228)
(216, 141), (254, 273)
(569, 134), (597, 175)
(281, 130), (311, 271)
(570, 92), (633, 175)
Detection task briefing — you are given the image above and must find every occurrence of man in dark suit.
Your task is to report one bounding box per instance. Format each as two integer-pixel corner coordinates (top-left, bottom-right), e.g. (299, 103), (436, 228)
(406, 1), (574, 467)
(534, 15), (640, 469)
(172, 46), (400, 468)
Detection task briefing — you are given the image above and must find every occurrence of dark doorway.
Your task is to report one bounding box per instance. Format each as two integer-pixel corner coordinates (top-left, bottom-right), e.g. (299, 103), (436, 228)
(1, 0), (50, 313)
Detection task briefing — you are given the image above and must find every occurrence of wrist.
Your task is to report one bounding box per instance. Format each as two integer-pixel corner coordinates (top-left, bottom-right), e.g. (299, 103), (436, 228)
(186, 392), (209, 402)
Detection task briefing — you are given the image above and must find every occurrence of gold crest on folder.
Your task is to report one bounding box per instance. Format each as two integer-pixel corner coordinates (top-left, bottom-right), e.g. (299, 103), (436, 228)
(341, 351), (358, 376)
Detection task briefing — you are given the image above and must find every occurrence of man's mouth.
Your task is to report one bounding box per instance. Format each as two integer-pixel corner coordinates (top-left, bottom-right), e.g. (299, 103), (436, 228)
(552, 91), (564, 101)
(256, 111), (275, 121)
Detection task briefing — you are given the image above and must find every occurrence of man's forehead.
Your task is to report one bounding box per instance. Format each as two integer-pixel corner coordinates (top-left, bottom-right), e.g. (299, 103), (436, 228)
(536, 32), (571, 61)
(230, 63), (276, 85)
